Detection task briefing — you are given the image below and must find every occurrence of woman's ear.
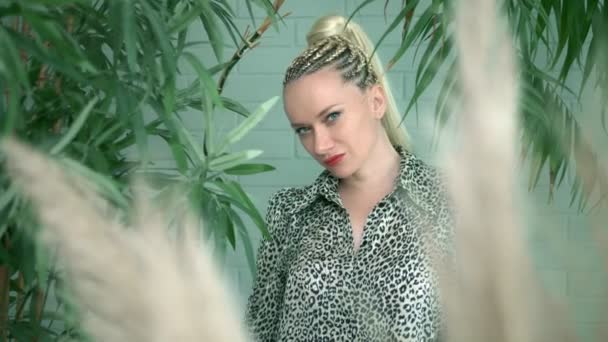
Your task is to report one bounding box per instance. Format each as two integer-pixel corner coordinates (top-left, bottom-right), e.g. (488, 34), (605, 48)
(368, 84), (387, 119)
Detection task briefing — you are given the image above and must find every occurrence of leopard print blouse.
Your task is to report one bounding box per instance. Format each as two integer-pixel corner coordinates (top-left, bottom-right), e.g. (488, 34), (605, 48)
(246, 147), (454, 342)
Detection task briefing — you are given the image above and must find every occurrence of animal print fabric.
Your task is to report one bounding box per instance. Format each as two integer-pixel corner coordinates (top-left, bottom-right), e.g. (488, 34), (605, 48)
(246, 147), (453, 342)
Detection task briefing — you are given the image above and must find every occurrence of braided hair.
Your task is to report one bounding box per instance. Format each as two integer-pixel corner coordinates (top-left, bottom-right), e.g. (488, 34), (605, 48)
(283, 35), (378, 90)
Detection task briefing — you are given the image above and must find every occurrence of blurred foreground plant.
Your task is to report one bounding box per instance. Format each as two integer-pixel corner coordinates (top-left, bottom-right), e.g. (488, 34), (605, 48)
(0, 0), (287, 339)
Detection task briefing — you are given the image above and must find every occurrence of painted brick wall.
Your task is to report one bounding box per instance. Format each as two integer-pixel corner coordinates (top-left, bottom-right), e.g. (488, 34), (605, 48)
(169, 1), (606, 340)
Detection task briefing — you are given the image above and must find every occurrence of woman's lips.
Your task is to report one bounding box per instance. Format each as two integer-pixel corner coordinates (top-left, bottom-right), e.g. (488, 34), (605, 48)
(323, 153), (345, 167)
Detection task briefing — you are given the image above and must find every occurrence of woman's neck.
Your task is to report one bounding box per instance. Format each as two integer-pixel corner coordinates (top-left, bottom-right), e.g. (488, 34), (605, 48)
(339, 137), (400, 194)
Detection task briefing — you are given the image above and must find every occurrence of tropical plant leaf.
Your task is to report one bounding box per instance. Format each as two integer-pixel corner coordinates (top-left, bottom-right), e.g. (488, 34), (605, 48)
(224, 163), (275, 175)
(217, 96), (279, 153)
(208, 179), (270, 239)
(226, 205), (257, 277)
(221, 97), (251, 118)
(198, 0), (224, 63)
(50, 97), (98, 155)
(209, 150), (264, 172)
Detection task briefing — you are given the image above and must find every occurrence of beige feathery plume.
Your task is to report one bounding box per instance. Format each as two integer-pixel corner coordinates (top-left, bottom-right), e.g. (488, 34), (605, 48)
(439, 0), (575, 341)
(1, 138), (249, 342)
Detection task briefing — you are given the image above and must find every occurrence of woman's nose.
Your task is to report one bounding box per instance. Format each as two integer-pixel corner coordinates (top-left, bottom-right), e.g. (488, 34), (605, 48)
(313, 128), (334, 155)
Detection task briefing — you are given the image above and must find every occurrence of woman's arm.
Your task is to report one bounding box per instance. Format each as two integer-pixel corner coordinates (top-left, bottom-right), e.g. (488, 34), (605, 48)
(245, 190), (291, 342)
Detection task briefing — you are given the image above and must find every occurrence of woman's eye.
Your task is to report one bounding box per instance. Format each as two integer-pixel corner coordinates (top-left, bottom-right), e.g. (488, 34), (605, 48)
(326, 111), (341, 122)
(295, 127), (310, 135)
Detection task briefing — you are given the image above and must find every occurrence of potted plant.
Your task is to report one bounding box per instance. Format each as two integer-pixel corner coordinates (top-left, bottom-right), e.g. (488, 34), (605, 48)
(0, 0), (287, 340)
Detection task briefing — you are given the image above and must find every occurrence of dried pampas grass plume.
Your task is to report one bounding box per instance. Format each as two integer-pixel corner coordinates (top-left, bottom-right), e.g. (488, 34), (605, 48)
(438, 0), (576, 341)
(1, 138), (249, 342)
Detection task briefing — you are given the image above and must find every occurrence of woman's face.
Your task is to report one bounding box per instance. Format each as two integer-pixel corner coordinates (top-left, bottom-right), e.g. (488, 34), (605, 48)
(283, 67), (386, 179)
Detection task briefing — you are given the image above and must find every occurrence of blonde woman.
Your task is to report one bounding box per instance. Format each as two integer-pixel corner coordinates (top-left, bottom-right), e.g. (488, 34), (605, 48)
(246, 16), (452, 342)
(307, 15), (411, 151)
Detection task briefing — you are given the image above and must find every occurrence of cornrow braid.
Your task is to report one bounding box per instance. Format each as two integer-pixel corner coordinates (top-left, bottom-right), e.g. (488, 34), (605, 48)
(283, 35), (378, 89)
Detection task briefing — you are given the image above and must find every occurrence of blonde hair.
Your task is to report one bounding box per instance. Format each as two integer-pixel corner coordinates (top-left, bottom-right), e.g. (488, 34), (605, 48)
(306, 15), (411, 150)
(283, 35), (377, 89)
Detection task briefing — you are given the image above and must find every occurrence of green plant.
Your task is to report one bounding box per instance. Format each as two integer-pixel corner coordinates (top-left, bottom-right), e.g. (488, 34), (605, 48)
(351, 0), (608, 211)
(0, 0), (287, 340)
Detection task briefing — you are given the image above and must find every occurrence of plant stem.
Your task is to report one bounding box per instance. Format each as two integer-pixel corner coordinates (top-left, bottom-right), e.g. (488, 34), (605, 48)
(217, 0), (288, 94)
(14, 273), (25, 321)
(0, 235), (11, 342)
(30, 286), (45, 342)
(402, 0), (415, 40)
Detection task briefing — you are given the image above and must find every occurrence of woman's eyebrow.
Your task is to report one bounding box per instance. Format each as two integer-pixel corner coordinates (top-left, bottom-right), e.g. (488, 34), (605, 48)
(290, 103), (341, 127)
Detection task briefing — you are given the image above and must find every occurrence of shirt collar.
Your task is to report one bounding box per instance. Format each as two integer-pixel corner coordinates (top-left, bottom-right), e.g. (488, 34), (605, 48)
(286, 146), (424, 215)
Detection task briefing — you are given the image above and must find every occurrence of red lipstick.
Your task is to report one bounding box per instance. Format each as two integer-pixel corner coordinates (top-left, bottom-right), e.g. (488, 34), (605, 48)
(323, 153), (345, 167)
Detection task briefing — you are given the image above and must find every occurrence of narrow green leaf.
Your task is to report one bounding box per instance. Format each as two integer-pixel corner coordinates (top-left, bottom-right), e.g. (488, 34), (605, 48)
(404, 43), (450, 116)
(35, 239), (52, 292)
(209, 179), (270, 238)
(387, 3), (433, 69)
(416, 33), (451, 90)
(182, 52), (223, 155)
(221, 97), (251, 118)
(531, 0), (555, 45)
(93, 122), (123, 147)
(0, 185), (16, 212)
(174, 118), (205, 166)
(50, 97), (98, 155)
(209, 150), (263, 172)
(131, 108), (148, 163)
(530, 146), (550, 191)
(2, 82), (20, 135)
(169, 1), (205, 34)
(0, 27), (27, 134)
(224, 163), (275, 175)
(346, 0), (380, 27)
(158, 134), (189, 174)
(217, 96), (279, 152)
(115, 82), (132, 126)
(0, 223), (7, 238)
(525, 64), (576, 97)
(569, 172), (581, 207)
(123, 0), (137, 71)
(244, 0), (257, 27)
(198, 0), (224, 63)
(550, 0), (569, 70)
(220, 205), (236, 249)
(0, 27), (28, 89)
(108, 0), (124, 56)
(5, 28), (87, 83)
(23, 11), (94, 72)
(254, 0), (281, 29)
(215, 0), (237, 17)
(432, 60), (457, 144)
(211, 1), (244, 48)
(20, 0), (88, 4)
(182, 52), (223, 111)
(140, 1), (176, 78)
(369, 0), (421, 67)
(226, 205), (257, 278)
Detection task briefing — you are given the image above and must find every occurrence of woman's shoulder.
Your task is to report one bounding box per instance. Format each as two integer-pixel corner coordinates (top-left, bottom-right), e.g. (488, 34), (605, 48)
(400, 151), (451, 216)
(404, 152), (447, 188)
(264, 186), (313, 235)
(266, 186), (310, 214)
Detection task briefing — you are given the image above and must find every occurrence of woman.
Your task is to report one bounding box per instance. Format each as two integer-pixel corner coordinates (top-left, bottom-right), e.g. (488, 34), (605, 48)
(246, 15), (453, 342)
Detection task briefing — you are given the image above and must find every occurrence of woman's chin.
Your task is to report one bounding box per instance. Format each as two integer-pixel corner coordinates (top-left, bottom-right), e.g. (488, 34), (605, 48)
(323, 165), (352, 179)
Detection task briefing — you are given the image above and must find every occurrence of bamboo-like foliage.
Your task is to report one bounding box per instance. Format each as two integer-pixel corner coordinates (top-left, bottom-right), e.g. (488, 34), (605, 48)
(350, 0), (608, 211)
(0, 0), (287, 339)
